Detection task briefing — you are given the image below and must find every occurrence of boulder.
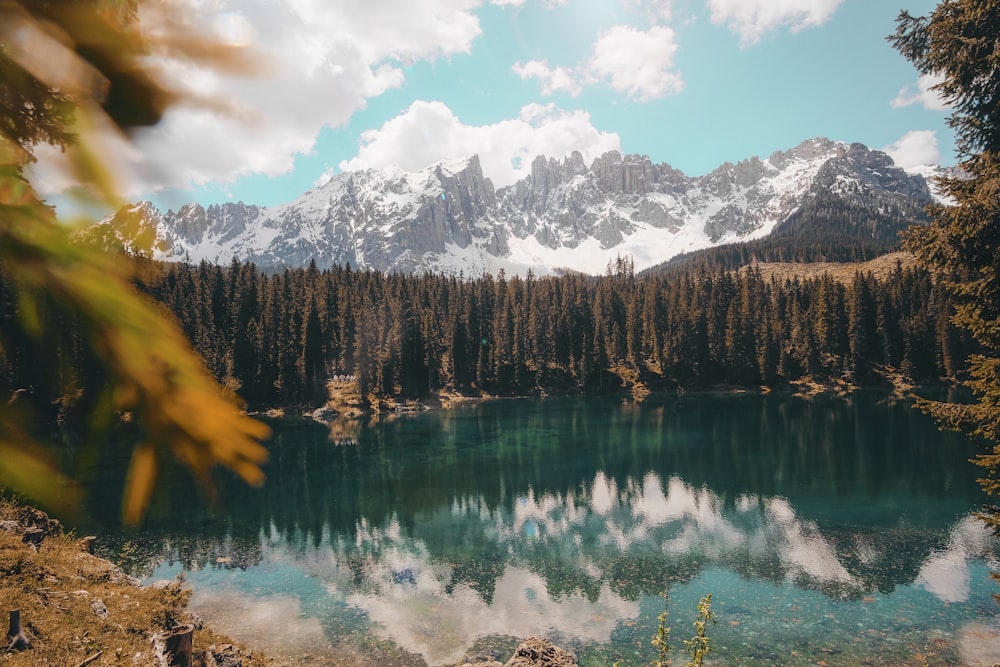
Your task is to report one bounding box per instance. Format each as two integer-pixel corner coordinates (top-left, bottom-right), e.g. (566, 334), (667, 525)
(504, 637), (578, 667)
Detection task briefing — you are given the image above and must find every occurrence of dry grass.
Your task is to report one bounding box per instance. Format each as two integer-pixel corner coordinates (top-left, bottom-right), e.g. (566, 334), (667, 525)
(0, 499), (272, 667)
(747, 251), (918, 285)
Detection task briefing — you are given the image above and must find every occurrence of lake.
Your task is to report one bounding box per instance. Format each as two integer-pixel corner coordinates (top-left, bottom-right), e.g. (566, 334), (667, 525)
(98, 392), (1000, 666)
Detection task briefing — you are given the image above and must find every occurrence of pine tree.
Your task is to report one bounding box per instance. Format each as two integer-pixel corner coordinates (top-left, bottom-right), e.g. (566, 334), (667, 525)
(301, 294), (325, 402)
(890, 0), (1000, 532)
(847, 273), (879, 384)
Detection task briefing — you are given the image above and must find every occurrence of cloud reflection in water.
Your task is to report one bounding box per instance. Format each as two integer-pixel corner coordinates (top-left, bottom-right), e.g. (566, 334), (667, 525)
(175, 471), (997, 665)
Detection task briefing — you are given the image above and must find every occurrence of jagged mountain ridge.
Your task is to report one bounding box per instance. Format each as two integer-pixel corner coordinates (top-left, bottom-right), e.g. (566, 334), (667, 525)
(94, 137), (939, 276)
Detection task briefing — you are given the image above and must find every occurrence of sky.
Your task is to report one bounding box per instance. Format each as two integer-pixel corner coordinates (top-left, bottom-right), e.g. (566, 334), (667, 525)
(31, 0), (954, 213)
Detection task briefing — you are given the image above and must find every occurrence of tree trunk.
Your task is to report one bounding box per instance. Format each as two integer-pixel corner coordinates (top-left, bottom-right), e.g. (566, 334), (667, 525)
(161, 624), (193, 667)
(7, 609), (31, 651)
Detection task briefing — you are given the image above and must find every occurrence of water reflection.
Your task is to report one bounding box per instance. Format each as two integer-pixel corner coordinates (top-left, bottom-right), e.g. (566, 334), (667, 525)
(917, 515), (996, 604)
(98, 393), (999, 665)
(349, 565), (637, 665)
(159, 468), (998, 666)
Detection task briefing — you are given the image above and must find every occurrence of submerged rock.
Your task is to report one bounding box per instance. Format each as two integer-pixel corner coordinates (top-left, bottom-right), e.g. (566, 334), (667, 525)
(503, 637), (578, 667)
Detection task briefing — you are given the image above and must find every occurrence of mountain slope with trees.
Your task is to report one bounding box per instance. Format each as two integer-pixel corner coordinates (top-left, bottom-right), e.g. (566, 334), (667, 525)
(646, 185), (934, 275)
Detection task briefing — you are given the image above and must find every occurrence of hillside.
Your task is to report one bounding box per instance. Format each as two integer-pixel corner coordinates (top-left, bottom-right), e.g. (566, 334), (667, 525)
(747, 251), (919, 284)
(0, 500), (273, 667)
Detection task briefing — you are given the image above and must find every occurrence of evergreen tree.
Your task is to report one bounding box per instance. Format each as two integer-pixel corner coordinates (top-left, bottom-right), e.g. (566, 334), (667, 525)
(890, 0), (1000, 532)
(847, 273), (880, 384)
(301, 294), (326, 402)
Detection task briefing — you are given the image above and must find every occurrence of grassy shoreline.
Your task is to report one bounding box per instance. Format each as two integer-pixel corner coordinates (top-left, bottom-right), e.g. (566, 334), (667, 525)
(0, 499), (273, 667)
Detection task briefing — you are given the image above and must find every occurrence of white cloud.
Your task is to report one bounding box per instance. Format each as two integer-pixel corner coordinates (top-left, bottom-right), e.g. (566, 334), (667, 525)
(892, 72), (950, 111)
(281, 0), (482, 64)
(883, 130), (941, 169)
(707, 0), (843, 47)
(338, 100), (621, 187)
(31, 0), (484, 198)
(516, 25), (683, 102)
(587, 25), (683, 100)
(314, 165), (337, 187)
(512, 60), (583, 96)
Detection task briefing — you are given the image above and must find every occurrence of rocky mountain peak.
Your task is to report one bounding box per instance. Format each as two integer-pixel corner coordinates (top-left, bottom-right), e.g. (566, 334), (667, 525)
(94, 138), (940, 276)
(811, 142), (932, 201)
(565, 150), (588, 176)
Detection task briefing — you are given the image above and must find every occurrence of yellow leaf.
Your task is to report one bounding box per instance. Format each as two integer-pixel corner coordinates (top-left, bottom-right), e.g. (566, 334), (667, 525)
(122, 443), (157, 525)
(0, 438), (83, 518)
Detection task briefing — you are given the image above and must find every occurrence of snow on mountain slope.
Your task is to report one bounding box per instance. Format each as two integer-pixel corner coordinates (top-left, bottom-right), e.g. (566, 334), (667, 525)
(898, 162), (961, 205)
(94, 138), (937, 276)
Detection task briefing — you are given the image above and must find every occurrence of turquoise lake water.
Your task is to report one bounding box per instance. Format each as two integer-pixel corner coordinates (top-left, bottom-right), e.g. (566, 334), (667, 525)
(101, 392), (1000, 665)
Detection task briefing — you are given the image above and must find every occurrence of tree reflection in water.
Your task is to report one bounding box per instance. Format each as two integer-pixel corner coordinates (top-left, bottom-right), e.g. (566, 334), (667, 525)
(90, 392), (998, 665)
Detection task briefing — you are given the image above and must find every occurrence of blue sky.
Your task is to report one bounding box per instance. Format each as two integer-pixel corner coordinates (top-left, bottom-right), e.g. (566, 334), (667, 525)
(32, 0), (953, 211)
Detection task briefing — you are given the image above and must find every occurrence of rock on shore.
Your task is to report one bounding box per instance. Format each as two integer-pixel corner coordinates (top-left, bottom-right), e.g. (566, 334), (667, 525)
(463, 636), (579, 667)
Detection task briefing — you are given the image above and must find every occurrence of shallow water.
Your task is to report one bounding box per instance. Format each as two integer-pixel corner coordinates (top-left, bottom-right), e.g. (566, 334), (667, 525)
(103, 393), (1000, 665)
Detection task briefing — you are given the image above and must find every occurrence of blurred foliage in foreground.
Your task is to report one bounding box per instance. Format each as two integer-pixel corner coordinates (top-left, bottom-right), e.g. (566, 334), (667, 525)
(0, 0), (269, 524)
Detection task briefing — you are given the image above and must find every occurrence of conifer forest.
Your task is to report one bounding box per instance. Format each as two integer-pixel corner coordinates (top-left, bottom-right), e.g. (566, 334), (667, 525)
(1, 252), (974, 416)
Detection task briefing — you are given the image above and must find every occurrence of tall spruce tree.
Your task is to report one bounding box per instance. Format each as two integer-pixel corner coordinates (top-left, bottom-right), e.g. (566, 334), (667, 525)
(890, 1), (1000, 531)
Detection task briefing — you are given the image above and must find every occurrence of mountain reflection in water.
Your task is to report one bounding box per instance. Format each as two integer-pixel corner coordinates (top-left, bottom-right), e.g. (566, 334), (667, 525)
(95, 393), (1000, 666)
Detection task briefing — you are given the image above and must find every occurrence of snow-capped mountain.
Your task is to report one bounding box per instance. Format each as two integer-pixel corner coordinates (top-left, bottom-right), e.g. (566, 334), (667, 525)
(93, 138), (939, 276)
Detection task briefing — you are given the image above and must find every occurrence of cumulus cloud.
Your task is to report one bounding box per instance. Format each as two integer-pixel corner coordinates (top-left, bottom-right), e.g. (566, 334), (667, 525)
(515, 25), (683, 101)
(883, 130), (941, 169)
(314, 165), (337, 188)
(338, 100), (621, 187)
(278, 0), (481, 64)
(587, 25), (683, 100)
(31, 0), (483, 198)
(892, 72), (950, 111)
(512, 60), (583, 96)
(707, 0), (843, 47)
